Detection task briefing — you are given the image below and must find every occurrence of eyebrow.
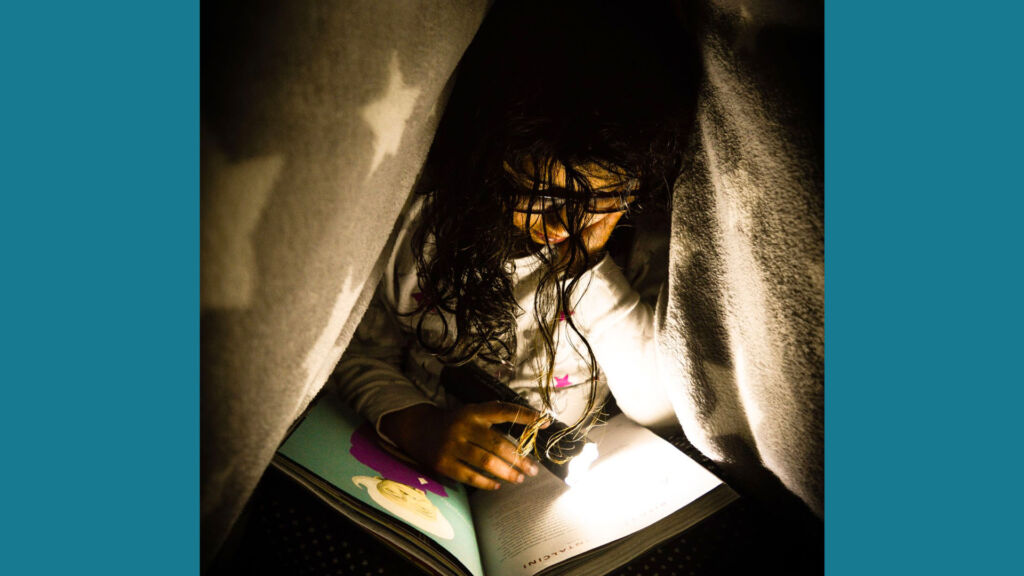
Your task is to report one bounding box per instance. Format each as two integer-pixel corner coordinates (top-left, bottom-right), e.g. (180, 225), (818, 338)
(502, 163), (637, 195)
(515, 185), (637, 200)
(506, 174), (638, 196)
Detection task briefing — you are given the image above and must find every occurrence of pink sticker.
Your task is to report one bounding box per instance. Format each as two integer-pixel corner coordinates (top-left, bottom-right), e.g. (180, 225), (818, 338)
(411, 292), (439, 315)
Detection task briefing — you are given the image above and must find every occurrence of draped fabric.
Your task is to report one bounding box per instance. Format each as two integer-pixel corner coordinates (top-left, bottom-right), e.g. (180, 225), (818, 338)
(200, 1), (489, 564)
(657, 0), (823, 518)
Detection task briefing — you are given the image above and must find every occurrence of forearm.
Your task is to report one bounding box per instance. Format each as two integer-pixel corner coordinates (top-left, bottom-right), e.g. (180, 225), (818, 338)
(332, 354), (437, 444)
(573, 254), (676, 429)
(379, 402), (443, 452)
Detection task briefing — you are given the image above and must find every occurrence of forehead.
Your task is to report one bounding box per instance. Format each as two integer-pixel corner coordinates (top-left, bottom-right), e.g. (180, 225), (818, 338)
(504, 159), (633, 192)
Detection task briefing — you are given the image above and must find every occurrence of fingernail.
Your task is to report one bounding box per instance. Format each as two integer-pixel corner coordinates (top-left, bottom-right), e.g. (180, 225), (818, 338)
(528, 463), (539, 476)
(516, 474), (525, 483)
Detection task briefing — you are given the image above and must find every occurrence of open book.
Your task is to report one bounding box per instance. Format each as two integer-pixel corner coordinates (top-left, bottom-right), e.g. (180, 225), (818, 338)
(273, 393), (737, 576)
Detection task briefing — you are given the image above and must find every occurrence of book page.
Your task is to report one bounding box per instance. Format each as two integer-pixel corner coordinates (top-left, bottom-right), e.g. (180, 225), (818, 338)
(278, 395), (485, 576)
(470, 415), (722, 576)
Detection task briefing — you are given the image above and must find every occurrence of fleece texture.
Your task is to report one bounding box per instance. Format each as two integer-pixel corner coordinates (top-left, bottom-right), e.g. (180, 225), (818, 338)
(200, 0), (489, 564)
(657, 0), (823, 517)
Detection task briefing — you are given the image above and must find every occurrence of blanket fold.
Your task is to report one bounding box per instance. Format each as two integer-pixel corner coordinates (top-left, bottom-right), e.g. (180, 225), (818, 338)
(200, 1), (488, 565)
(658, 0), (823, 517)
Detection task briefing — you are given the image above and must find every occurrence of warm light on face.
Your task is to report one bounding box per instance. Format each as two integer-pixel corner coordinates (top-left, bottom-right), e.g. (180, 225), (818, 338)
(564, 442), (599, 488)
(505, 161), (636, 247)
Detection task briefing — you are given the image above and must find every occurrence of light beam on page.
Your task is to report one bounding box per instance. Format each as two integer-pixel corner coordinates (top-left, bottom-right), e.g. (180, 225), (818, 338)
(555, 434), (675, 521)
(564, 441), (599, 487)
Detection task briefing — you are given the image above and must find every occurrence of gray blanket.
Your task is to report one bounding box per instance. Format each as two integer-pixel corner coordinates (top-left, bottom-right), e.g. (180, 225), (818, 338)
(658, 0), (823, 518)
(200, 0), (823, 564)
(201, 0), (489, 563)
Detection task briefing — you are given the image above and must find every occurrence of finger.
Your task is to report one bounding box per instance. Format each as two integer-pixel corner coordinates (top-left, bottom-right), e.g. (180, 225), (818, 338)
(471, 402), (545, 426)
(460, 444), (526, 484)
(440, 460), (502, 490)
(477, 429), (540, 476)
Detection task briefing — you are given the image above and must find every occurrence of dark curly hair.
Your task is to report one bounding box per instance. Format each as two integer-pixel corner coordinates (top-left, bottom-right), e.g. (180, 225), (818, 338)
(411, 0), (701, 456)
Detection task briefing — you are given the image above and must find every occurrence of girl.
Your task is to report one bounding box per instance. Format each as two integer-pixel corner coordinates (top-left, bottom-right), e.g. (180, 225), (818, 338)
(333, 0), (700, 490)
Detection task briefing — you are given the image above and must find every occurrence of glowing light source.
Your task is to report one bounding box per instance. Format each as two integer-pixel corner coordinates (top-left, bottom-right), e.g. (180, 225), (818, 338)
(564, 442), (599, 487)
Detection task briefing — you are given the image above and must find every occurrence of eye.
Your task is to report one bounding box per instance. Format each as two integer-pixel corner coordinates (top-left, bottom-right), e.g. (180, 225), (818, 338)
(586, 194), (636, 213)
(514, 196), (562, 214)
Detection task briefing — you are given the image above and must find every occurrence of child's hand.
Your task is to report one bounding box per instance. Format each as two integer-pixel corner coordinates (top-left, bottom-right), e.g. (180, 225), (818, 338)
(380, 402), (544, 490)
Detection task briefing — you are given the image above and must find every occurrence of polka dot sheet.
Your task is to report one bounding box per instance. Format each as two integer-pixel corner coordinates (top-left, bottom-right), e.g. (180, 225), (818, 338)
(217, 434), (821, 575)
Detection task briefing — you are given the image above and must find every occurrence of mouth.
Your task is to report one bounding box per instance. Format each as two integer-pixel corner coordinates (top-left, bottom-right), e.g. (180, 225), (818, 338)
(533, 232), (569, 245)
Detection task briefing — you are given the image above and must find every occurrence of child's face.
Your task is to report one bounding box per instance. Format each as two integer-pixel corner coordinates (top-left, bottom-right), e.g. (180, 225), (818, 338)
(507, 161), (635, 250)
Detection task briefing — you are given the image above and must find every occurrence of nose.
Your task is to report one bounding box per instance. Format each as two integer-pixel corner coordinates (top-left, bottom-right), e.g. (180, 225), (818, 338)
(541, 211), (568, 235)
(524, 211), (569, 244)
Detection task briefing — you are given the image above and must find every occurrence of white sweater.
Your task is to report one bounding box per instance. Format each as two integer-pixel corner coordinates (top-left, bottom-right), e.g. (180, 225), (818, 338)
(331, 200), (675, 440)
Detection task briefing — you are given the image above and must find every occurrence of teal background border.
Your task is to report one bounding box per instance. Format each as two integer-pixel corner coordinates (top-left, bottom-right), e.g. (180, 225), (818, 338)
(2, 1), (199, 574)
(828, 1), (1021, 574)
(2, 0), (1022, 574)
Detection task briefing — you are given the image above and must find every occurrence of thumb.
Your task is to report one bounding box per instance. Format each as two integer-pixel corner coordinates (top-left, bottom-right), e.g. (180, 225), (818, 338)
(472, 402), (546, 426)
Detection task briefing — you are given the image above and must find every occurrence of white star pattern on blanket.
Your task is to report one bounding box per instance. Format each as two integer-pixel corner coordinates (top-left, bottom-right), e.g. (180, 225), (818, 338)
(200, 145), (283, 310)
(360, 51), (422, 178)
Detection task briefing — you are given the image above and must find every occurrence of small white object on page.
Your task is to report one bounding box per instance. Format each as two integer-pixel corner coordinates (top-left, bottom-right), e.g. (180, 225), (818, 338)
(564, 442), (599, 488)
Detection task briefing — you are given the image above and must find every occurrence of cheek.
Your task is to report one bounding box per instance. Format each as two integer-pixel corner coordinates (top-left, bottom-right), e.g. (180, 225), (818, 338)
(512, 212), (551, 235)
(512, 212), (608, 234)
(580, 212), (609, 231)
(512, 212), (531, 233)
